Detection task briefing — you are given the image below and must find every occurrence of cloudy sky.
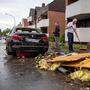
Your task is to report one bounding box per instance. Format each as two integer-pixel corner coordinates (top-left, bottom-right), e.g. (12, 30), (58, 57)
(0, 0), (53, 30)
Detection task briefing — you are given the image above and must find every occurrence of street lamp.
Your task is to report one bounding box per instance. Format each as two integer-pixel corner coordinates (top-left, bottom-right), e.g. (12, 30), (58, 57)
(5, 13), (16, 27)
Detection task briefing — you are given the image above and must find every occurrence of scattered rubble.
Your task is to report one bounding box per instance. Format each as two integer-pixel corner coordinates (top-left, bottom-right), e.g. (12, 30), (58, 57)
(35, 52), (90, 83)
(35, 52), (61, 71)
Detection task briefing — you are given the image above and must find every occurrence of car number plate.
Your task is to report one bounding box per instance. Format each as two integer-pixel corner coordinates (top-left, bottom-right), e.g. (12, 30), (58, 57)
(26, 38), (39, 43)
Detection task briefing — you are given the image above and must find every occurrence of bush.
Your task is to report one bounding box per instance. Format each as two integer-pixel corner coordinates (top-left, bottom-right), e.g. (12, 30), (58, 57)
(49, 34), (65, 43)
(59, 34), (65, 43)
(49, 34), (55, 42)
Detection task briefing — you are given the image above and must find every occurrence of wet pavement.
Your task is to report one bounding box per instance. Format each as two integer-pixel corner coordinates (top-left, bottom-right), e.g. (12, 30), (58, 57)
(0, 43), (89, 90)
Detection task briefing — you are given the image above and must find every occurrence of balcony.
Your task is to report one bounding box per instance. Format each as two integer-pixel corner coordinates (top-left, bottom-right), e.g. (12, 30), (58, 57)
(66, 0), (90, 18)
(65, 28), (90, 42)
(28, 25), (35, 28)
(37, 19), (49, 28)
(28, 19), (49, 28)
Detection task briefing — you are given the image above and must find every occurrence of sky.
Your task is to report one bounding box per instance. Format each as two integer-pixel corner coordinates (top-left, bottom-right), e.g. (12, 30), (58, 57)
(0, 0), (53, 30)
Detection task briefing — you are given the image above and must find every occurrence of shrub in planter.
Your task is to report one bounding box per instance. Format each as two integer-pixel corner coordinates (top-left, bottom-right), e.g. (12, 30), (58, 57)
(49, 34), (55, 42)
(59, 34), (65, 43)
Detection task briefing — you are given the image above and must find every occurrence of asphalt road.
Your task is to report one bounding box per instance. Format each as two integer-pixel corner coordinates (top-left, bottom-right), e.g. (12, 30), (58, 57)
(0, 42), (89, 90)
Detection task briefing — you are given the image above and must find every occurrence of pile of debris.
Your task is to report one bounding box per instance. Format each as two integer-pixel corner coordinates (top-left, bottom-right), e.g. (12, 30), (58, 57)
(35, 52), (90, 82)
(35, 53), (61, 71)
(36, 53), (90, 70)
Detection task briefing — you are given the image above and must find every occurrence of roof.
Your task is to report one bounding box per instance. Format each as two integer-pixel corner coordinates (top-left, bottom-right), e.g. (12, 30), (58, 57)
(29, 0), (65, 20)
(29, 8), (35, 16)
(37, 5), (48, 18)
(29, 7), (42, 17)
(37, 0), (65, 18)
(49, 0), (65, 12)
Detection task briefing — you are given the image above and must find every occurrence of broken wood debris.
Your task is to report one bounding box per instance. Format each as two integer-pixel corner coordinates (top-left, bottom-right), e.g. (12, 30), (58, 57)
(36, 53), (90, 70)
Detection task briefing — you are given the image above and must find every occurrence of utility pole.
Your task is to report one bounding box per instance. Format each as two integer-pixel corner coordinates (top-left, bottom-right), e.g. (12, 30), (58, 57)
(34, 9), (37, 28)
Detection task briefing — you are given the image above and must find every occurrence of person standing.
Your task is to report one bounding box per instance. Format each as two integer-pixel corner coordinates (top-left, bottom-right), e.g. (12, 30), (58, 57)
(66, 18), (80, 52)
(53, 22), (60, 50)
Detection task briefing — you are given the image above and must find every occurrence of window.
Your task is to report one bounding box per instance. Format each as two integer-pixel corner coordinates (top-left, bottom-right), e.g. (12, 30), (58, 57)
(41, 27), (47, 33)
(77, 18), (90, 28)
(41, 14), (48, 19)
(68, 0), (78, 5)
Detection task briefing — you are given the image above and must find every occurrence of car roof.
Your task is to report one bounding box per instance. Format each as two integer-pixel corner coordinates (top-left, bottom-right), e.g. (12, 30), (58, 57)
(14, 26), (38, 29)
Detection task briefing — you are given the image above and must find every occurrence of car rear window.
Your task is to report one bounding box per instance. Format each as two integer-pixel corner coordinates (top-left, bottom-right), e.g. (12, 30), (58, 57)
(16, 28), (42, 33)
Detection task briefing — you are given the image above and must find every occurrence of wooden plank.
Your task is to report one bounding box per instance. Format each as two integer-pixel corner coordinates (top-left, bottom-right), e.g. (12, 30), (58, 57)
(61, 58), (90, 68)
(79, 53), (90, 58)
(47, 53), (90, 63)
(47, 55), (85, 63)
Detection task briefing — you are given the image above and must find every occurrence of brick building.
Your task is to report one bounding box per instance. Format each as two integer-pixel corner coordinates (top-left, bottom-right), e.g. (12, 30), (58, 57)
(28, 0), (65, 35)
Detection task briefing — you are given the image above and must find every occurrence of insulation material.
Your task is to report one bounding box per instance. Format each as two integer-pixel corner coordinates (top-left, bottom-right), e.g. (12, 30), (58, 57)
(69, 69), (90, 82)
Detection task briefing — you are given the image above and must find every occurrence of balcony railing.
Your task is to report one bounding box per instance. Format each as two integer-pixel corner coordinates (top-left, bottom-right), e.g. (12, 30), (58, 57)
(66, 0), (90, 18)
(37, 19), (49, 28)
(28, 19), (49, 28)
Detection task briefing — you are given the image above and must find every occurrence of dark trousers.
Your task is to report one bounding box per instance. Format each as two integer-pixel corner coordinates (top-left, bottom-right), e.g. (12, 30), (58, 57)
(67, 32), (74, 52)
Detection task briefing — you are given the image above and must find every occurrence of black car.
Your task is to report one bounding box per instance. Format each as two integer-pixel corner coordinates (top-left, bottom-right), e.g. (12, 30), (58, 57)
(6, 27), (49, 56)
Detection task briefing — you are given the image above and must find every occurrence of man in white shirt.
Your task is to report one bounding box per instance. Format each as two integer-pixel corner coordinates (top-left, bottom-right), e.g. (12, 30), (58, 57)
(66, 18), (79, 52)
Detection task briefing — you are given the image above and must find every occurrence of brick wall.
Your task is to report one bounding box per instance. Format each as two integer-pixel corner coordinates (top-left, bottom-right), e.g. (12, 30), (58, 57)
(48, 11), (65, 35)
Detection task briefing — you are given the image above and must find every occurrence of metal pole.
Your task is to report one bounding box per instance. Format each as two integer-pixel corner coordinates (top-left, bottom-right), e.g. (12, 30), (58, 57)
(5, 13), (16, 27)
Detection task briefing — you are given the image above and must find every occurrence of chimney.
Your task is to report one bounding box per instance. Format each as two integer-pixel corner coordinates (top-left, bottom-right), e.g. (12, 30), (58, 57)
(42, 3), (45, 7)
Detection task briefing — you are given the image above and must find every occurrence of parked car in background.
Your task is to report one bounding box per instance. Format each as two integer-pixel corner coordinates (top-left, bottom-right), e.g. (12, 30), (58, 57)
(6, 27), (49, 56)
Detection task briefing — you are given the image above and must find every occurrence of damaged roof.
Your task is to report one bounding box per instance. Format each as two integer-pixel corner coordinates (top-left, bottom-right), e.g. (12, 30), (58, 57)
(29, 0), (65, 19)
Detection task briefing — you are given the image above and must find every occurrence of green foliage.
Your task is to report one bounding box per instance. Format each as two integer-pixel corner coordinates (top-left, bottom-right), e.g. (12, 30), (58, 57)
(74, 44), (87, 50)
(2, 28), (12, 36)
(0, 32), (3, 36)
(49, 34), (55, 42)
(0, 29), (2, 36)
(49, 34), (65, 43)
(60, 43), (87, 54)
(59, 34), (65, 43)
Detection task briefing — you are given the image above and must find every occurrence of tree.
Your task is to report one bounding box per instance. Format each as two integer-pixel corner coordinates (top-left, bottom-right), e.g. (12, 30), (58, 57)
(2, 28), (12, 36)
(0, 29), (3, 36)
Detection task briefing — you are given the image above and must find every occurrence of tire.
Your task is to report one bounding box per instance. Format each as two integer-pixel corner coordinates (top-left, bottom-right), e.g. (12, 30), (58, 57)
(12, 52), (16, 56)
(6, 46), (16, 56)
(41, 48), (48, 55)
(6, 46), (12, 55)
(6, 43), (14, 55)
